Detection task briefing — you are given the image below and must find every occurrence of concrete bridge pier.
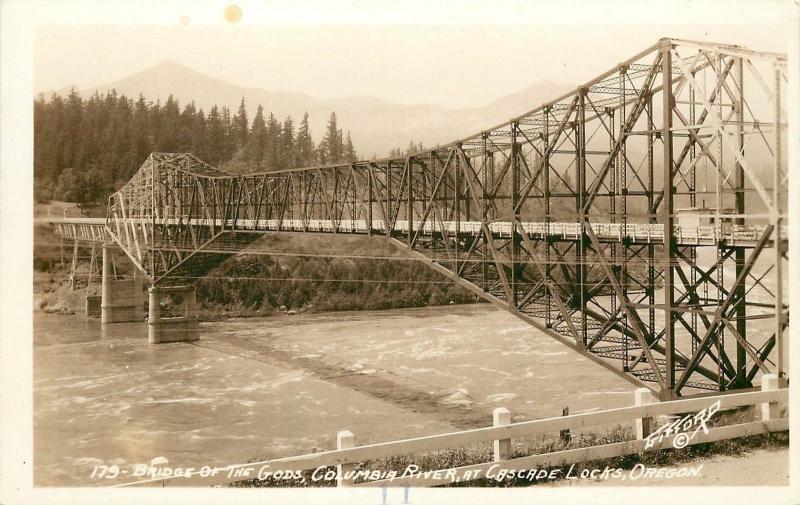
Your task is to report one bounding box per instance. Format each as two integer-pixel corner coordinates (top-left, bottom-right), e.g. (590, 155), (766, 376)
(100, 244), (144, 323)
(148, 285), (199, 344)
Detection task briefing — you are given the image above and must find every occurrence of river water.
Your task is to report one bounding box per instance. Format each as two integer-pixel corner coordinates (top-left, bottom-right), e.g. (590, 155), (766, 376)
(34, 304), (639, 486)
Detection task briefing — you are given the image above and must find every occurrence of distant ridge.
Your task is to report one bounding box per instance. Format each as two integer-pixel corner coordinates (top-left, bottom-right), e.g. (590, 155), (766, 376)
(49, 61), (573, 158)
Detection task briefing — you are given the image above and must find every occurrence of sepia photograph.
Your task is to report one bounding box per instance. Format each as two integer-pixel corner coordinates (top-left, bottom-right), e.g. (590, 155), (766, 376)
(1, 1), (798, 504)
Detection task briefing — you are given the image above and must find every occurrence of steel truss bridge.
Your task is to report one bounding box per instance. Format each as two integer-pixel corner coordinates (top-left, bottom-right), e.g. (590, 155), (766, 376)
(49, 38), (789, 399)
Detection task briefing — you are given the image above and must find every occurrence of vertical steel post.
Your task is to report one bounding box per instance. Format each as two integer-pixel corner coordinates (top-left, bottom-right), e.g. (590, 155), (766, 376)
(386, 162), (392, 238)
(464, 151), (471, 222)
(88, 243), (97, 286)
(715, 54), (726, 390)
(101, 244), (112, 325)
(70, 238), (79, 290)
(488, 149), (495, 220)
(733, 57), (748, 386)
(510, 124), (520, 310)
(689, 71), (698, 355)
(407, 157), (413, 246)
(773, 65), (785, 382)
(609, 105), (617, 329)
(487, 147), (495, 286)
(302, 171), (308, 232)
(151, 157), (156, 279)
(577, 91), (587, 347)
(367, 165), (373, 235)
(454, 147), (461, 275)
(454, 147), (461, 234)
(661, 39), (676, 397)
(647, 96), (655, 347)
(333, 169), (339, 234)
(351, 165), (357, 228)
(482, 134), (489, 290)
(543, 110), (552, 327)
(619, 67), (630, 361)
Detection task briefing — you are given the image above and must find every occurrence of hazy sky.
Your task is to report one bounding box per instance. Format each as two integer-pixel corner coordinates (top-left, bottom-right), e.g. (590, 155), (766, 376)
(33, 1), (794, 109)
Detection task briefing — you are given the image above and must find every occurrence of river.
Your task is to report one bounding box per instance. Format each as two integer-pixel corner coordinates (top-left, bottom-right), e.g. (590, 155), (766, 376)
(34, 304), (639, 486)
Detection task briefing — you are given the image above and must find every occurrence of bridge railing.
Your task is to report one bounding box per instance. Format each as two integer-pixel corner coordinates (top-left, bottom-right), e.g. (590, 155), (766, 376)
(116, 375), (787, 488)
(45, 215), (786, 247)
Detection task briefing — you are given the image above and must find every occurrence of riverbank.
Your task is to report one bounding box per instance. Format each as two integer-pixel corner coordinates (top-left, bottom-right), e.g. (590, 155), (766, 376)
(33, 270), (97, 315)
(34, 211), (481, 318)
(32, 270), (482, 321)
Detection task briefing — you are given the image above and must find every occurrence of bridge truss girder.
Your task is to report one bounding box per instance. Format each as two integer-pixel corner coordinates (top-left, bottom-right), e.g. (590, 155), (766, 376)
(106, 38), (789, 398)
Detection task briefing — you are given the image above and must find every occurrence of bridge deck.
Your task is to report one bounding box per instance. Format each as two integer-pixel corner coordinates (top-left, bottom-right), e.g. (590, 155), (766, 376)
(45, 217), (784, 248)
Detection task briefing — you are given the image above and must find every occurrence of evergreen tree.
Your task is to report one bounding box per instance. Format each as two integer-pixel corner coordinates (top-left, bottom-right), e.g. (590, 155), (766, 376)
(247, 105), (267, 170)
(32, 91), (358, 203)
(295, 112), (315, 166)
(159, 94), (182, 152)
(132, 94), (150, 163)
(281, 116), (295, 169)
(148, 99), (163, 153)
(178, 102), (197, 152)
(63, 88), (83, 168)
(206, 105), (227, 165)
(265, 112), (281, 170)
(344, 130), (356, 162)
(221, 106), (234, 161)
(232, 97), (249, 154)
(323, 112), (343, 163)
(191, 109), (208, 160)
(317, 138), (328, 165)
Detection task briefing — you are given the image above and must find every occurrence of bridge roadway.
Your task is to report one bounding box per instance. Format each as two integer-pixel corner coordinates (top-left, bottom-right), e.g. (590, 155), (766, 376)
(44, 216), (783, 248)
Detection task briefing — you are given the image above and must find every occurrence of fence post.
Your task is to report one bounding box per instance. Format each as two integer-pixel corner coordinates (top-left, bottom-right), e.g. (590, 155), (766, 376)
(493, 407), (511, 461)
(634, 388), (656, 440)
(560, 406), (572, 443)
(761, 374), (781, 421)
(336, 430), (355, 487)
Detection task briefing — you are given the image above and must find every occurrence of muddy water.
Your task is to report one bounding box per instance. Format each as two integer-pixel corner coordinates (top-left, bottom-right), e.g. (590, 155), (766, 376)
(34, 304), (641, 486)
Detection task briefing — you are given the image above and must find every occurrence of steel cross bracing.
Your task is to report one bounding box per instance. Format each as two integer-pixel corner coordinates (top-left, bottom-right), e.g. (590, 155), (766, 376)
(71, 38), (788, 398)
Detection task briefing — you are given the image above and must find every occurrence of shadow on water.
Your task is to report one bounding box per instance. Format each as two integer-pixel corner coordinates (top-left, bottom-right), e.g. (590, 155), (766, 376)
(191, 333), (493, 430)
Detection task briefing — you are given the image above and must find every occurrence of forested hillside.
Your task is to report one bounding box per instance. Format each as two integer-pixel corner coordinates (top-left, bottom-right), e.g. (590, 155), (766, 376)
(34, 91), (356, 205)
(196, 254), (477, 315)
(32, 92), (476, 315)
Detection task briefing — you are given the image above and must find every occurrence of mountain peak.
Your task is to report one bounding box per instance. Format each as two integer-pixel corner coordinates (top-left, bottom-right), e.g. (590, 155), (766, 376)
(50, 62), (573, 158)
(143, 59), (206, 75)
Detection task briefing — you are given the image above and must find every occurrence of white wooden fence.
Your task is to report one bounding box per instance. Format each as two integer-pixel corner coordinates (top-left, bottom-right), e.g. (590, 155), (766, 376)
(117, 374), (788, 488)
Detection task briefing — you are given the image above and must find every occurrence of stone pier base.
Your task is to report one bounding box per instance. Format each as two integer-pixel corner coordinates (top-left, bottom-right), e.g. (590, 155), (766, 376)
(100, 245), (144, 323)
(148, 286), (199, 344)
(85, 295), (101, 318)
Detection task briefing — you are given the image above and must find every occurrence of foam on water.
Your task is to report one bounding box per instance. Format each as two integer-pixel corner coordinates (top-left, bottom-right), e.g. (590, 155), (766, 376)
(34, 306), (639, 486)
(439, 390), (473, 407)
(486, 393), (517, 403)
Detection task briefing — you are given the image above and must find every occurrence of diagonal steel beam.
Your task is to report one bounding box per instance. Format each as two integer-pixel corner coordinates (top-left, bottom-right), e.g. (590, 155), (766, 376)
(675, 225), (774, 392)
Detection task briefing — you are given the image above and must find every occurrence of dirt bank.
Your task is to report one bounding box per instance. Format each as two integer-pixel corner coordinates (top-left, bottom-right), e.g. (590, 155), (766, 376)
(33, 271), (100, 315)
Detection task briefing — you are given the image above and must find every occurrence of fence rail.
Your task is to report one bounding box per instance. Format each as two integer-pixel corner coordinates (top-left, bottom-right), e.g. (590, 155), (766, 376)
(115, 374), (788, 488)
